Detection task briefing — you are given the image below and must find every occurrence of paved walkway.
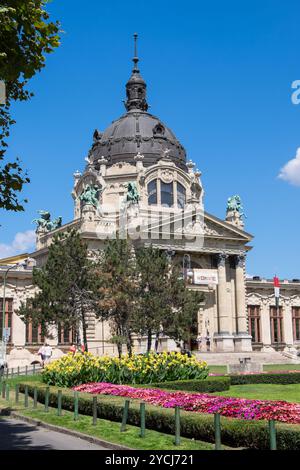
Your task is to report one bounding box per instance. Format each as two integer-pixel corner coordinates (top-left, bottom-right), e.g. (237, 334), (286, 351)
(0, 417), (107, 450)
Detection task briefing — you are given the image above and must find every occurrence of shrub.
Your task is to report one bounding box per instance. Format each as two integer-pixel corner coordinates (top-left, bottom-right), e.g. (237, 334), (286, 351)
(42, 352), (209, 387)
(18, 381), (300, 450)
(230, 372), (300, 385)
(147, 376), (230, 393)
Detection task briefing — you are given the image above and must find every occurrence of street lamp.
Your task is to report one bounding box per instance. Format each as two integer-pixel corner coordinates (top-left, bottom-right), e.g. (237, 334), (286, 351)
(1, 258), (32, 364)
(182, 254), (193, 282)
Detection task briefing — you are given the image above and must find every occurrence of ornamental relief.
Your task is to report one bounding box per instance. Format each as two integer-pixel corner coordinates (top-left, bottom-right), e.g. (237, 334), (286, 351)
(159, 169), (174, 184)
(246, 292), (300, 307)
(106, 162), (136, 175)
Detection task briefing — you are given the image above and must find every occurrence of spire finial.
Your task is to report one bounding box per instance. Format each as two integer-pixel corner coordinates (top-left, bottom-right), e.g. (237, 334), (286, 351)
(132, 32), (139, 72)
(125, 33), (148, 112)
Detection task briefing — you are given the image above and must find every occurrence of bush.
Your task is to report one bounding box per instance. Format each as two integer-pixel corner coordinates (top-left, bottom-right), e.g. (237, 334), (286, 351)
(148, 376), (230, 393)
(42, 352), (209, 387)
(230, 372), (300, 385)
(18, 381), (300, 450)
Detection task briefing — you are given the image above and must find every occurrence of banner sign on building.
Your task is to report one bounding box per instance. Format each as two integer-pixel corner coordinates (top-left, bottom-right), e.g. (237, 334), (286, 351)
(193, 269), (219, 285)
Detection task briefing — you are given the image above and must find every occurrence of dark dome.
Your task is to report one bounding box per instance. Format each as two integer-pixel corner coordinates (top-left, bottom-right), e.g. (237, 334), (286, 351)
(89, 34), (187, 171)
(90, 110), (187, 170)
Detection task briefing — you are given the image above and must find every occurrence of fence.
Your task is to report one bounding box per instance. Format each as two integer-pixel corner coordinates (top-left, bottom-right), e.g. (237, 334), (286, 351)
(0, 364), (43, 380)
(0, 381), (279, 450)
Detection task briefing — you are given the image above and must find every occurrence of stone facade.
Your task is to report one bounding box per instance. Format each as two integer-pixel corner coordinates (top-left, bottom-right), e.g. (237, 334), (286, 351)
(1, 42), (299, 366)
(246, 277), (300, 355)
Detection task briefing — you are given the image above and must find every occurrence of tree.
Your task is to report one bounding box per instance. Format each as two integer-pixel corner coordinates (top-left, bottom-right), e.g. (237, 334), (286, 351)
(94, 238), (137, 357)
(162, 266), (204, 350)
(0, 1), (61, 211)
(133, 248), (204, 352)
(18, 229), (97, 351)
(132, 246), (172, 353)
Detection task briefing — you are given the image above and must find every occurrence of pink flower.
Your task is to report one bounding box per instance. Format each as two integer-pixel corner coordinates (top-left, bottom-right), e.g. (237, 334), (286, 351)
(73, 382), (300, 424)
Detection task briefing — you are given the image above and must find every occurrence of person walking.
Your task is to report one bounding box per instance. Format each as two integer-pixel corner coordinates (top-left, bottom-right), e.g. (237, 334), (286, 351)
(38, 344), (46, 367)
(43, 343), (52, 365)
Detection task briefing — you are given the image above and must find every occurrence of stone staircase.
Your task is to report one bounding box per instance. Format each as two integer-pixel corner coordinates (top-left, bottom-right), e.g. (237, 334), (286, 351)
(194, 351), (300, 365)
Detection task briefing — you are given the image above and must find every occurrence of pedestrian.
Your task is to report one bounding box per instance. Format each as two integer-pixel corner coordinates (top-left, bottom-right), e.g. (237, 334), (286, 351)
(206, 335), (211, 352)
(43, 343), (52, 365)
(38, 344), (46, 367)
(69, 344), (76, 355)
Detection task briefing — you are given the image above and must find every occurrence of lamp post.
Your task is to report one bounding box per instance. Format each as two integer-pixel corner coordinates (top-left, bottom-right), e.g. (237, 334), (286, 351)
(182, 254), (193, 283)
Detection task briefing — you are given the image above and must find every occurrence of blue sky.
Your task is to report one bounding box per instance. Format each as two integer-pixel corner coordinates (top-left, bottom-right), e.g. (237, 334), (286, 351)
(0, 0), (300, 278)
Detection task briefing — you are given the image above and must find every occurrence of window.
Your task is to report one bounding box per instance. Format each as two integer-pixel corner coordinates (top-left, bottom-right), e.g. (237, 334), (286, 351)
(247, 305), (261, 342)
(147, 180), (157, 205)
(177, 182), (186, 209)
(292, 307), (300, 341)
(147, 179), (187, 208)
(270, 307), (283, 343)
(57, 323), (75, 345)
(26, 322), (44, 344)
(0, 298), (13, 342)
(161, 182), (173, 207)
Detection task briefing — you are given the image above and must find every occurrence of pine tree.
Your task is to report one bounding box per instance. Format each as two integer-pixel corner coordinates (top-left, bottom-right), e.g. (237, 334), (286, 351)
(18, 229), (97, 351)
(94, 238), (137, 357)
(162, 265), (204, 350)
(132, 246), (172, 352)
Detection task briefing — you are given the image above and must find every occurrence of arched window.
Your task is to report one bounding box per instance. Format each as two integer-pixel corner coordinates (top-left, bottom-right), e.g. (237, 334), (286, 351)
(147, 179), (187, 208)
(161, 182), (173, 207)
(148, 179), (157, 205)
(177, 182), (186, 209)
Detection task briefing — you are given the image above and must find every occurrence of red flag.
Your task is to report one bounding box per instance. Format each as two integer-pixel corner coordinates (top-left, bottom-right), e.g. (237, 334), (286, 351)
(273, 276), (280, 308)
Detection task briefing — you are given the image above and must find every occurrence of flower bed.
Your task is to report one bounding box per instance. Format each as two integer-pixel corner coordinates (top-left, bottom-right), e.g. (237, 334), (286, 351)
(74, 382), (300, 424)
(42, 352), (209, 387)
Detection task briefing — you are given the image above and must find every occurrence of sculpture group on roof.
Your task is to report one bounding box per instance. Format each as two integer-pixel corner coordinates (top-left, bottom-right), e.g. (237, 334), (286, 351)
(79, 184), (101, 207)
(125, 181), (140, 204)
(32, 210), (62, 232)
(227, 195), (245, 218)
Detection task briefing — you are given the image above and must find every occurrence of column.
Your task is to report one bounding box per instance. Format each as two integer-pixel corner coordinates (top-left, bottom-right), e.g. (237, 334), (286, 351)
(234, 254), (252, 352)
(214, 253), (234, 352)
(260, 300), (274, 352)
(283, 302), (297, 352)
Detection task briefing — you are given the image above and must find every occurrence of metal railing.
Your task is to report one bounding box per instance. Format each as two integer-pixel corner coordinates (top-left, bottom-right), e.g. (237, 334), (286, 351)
(0, 364), (43, 380)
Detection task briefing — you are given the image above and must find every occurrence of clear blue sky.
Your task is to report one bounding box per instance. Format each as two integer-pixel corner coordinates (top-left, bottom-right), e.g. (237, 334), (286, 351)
(1, 0), (300, 278)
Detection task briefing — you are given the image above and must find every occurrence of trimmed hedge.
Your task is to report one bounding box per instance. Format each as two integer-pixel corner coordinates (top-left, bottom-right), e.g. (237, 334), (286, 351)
(230, 372), (300, 385)
(148, 376), (230, 393)
(18, 381), (300, 450)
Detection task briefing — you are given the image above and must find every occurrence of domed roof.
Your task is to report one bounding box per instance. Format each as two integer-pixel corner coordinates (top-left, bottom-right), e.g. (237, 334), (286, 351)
(91, 110), (187, 170)
(89, 34), (187, 171)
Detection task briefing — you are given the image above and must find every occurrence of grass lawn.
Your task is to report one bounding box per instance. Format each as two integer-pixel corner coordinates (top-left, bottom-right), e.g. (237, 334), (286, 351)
(208, 365), (227, 374)
(211, 383), (300, 402)
(0, 383), (226, 451)
(208, 364), (300, 374)
(263, 364), (300, 371)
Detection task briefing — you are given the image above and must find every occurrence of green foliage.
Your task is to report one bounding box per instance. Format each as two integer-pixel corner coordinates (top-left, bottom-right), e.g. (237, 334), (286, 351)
(41, 351), (209, 387)
(132, 246), (173, 352)
(95, 240), (204, 355)
(95, 238), (137, 356)
(229, 372), (300, 385)
(17, 381), (300, 450)
(148, 376), (231, 393)
(17, 229), (98, 350)
(0, 1), (61, 211)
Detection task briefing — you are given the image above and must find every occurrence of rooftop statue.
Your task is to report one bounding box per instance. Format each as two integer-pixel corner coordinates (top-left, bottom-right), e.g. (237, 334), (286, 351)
(32, 211), (62, 232)
(227, 195), (245, 218)
(79, 184), (101, 207)
(125, 181), (140, 204)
